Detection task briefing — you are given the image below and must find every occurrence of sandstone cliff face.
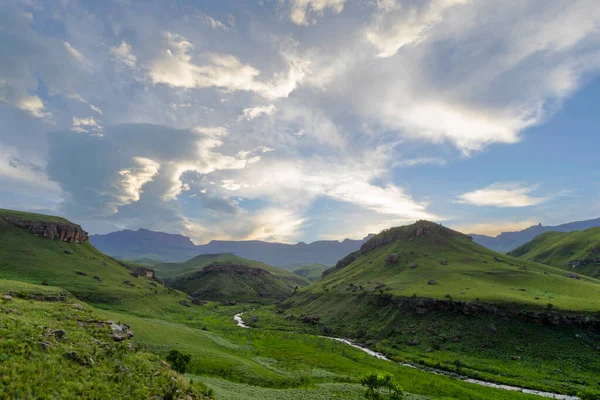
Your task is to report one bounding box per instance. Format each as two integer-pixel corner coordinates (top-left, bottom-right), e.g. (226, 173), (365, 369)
(1, 216), (89, 243)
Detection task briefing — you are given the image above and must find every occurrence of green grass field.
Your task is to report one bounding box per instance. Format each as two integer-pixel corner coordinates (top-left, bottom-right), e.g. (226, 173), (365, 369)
(509, 228), (600, 278)
(293, 264), (328, 282)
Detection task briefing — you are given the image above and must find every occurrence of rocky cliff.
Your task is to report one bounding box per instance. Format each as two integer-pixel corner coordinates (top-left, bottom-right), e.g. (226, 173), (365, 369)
(0, 216), (88, 243)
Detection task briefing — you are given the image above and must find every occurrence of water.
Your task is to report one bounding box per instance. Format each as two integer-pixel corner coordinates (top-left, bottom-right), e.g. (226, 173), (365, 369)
(233, 313), (579, 399)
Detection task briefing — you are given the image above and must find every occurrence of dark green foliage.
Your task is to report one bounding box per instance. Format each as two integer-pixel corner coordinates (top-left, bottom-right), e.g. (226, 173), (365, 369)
(579, 390), (600, 400)
(166, 349), (192, 373)
(361, 373), (404, 400)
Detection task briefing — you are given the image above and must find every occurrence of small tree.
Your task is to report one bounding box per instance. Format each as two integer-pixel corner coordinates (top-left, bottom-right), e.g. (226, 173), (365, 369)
(361, 373), (404, 400)
(166, 349), (191, 374)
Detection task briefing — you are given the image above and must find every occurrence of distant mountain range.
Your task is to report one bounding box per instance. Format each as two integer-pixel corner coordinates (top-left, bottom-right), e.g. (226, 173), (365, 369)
(470, 217), (600, 253)
(89, 229), (375, 268)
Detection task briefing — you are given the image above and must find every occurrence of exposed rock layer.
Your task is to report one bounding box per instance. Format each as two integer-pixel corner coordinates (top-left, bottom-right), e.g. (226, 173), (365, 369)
(0, 216), (88, 243)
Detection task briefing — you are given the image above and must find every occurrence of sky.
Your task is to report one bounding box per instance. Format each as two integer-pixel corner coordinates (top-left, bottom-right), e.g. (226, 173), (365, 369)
(1, 0), (600, 244)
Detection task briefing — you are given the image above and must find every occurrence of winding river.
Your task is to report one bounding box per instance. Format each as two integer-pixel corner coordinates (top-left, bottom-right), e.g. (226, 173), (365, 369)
(233, 313), (578, 400)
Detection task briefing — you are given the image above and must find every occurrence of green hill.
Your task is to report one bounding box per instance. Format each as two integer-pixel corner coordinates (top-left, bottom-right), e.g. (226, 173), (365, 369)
(268, 221), (600, 394)
(508, 228), (600, 278)
(292, 264), (328, 282)
(0, 209), (189, 315)
(301, 220), (600, 310)
(160, 254), (310, 302)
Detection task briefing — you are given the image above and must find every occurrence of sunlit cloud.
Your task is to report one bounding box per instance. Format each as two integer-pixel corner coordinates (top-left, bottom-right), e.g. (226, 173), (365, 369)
(456, 183), (548, 208)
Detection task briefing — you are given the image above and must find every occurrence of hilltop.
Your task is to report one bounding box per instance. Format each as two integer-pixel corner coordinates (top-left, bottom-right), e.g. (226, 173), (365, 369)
(470, 217), (600, 252)
(160, 253), (310, 302)
(91, 229), (374, 268)
(0, 209), (190, 315)
(302, 220), (600, 309)
(508, 227), (600, 278)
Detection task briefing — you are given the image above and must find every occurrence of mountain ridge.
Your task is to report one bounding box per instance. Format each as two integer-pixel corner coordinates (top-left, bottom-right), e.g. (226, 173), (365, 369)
(469, 217), (600, 252)
(90, 229), (375, 268)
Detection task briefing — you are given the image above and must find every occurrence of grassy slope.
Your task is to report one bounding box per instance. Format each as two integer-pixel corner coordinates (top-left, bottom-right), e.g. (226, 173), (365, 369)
(155, 253), (308, 283)
(271, 221), (600, 395)
(508, 228), (600, 278)
(292, 264), (328, 282)
(0, 208), (69, 223)
(158, 253), (310, 302)
(0, 280), (213, 400)
(0, 218), (190, 316)
(303, 224), (600, 311)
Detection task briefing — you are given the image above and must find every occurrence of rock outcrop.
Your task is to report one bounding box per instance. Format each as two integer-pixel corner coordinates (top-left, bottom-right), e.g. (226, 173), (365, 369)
(1, 216), (88, 243)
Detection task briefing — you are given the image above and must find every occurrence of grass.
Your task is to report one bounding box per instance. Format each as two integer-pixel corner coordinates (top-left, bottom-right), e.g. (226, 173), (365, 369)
(292, 264), (328, 282)
(0, 208), (69, 223)
(0, 280), (213, 400)
(508, 228), (600, 278)
(302, 223), (600, 311)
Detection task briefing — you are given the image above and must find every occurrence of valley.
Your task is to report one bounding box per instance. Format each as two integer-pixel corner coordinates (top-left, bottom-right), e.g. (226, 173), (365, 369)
(2, 210), (600, 399)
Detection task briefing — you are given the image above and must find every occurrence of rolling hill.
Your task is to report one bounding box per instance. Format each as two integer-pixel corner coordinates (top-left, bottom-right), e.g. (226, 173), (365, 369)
(272, 220), (600, 394)
(470, 217), (600, 252)
(292, 264), (328, 282)
(159, 253), (310, 302)
(508, 227), (600, 278)
(301, 220), (600, 309)
(0, 209), (189, 315)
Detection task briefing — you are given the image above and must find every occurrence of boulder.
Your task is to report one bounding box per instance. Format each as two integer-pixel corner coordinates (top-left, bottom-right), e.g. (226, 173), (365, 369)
(76, 271), (87, 276)
(302, 315), (321, 324)
(3, 295), (12, 301)
(564, 273), (581, 280)
(428, 279), (436, 285)
(409, 338), (420, 345)
(191, 298), (207, 306)
(440, 259), (448, 266)
(109, 323), (134, 341)
(93, 276), (102, 282)
(71, 304), (84, 310)
(410, 262), (418, 268)
(386, 253), (400, 264)
(65, 249), (74, 255)
(179, 300), (191, 307)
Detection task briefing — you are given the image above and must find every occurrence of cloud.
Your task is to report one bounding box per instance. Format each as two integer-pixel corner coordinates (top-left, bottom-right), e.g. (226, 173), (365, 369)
(239, 104), (276, 120)
(392, 157), (446, 168)
(15, 94), (51, 119)
(289, 0), (346, 26)
(148, 32), (310, 99)
(201, 15), (230, 31)
(71, 116), (103, 135)
(364, 0), (469, 58)
(456, 183), (549, 208)
(63, 41), (85, 63)
(116, 157), (160, 206)
(109, 41), (137, 68)
(68, 94), (103, 115)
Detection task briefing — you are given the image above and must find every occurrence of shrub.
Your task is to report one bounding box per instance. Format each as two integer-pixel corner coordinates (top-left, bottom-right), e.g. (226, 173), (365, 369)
(361, 373), (404, 400)
(166, 349), (191, 374)
(579, 390), (600, 400)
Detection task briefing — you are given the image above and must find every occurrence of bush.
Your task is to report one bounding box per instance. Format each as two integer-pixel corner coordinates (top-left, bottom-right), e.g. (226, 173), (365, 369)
(361, 373), (404, 400)
(166, 349), (191, 374)
(579, 390), (600, 400)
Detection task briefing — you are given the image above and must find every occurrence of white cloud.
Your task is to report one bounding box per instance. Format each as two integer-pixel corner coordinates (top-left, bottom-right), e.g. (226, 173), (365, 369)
(68, 93), (103, 115)
(456, 183), (548, 208)
(245, 208), (305, 243)
(71, 116), (103, 135)
(64, 41), (85, 63)
(364, 0), (469, 58)
(392, 157), (446, 168)
(239, 104), (276, 120)
(148, 32), (310, 99)
(116, 157), (160, 206)
(289, 0), (346, 26)
(201, 15), (229, 31)
(109, 41), (137, 68)
(16, 94), (51, 119)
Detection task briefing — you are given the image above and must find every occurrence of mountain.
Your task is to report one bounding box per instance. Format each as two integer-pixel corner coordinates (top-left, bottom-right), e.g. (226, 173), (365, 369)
(0, 209), (190, 314)
(292, 264), (328, 282)
(276, 220), (600, 393)
(508, 227), (600, 278)
(469, 217), (600, 252)
(90, 229), (376, 268)
(298, 220), (600, 309)
(159, 253), (310, 302)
